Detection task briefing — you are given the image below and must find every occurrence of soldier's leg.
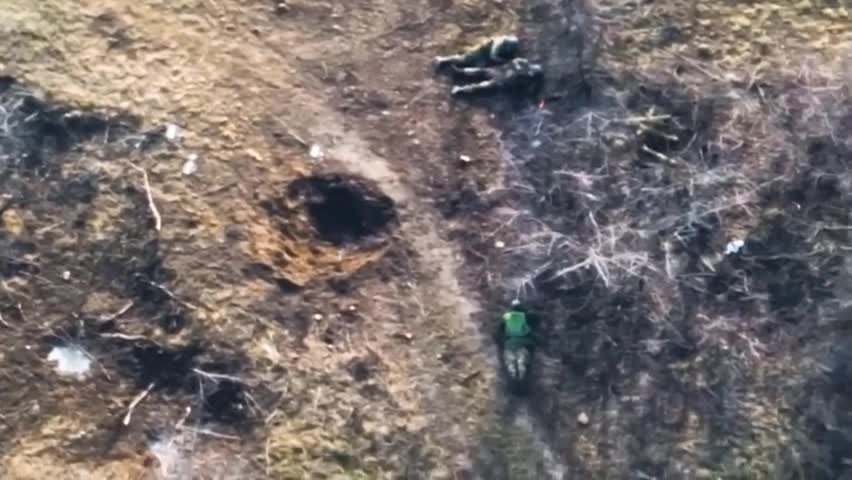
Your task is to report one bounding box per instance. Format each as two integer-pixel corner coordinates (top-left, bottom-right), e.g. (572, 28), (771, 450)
(515, 347), (529, 379)
(451, 66), (492, 83)
(434, 53), (465, 68)
(435, 40), (493, 69)
(451, 79), (498, 96)
(504, 347), (519, 379)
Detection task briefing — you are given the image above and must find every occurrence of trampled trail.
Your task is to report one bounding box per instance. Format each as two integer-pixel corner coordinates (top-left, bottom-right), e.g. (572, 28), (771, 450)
(318, 93), (571, 478)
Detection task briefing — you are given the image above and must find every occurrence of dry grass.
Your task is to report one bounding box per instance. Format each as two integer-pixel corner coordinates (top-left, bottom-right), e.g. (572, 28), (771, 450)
(1, 0), (850, 478)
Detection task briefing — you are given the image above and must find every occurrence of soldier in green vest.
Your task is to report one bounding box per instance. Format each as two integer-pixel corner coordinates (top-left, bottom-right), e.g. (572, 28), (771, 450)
(501, 299), (534, 389)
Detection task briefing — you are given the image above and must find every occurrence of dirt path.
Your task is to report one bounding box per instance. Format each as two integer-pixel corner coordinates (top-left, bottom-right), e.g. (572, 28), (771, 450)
(0, 0), (561, 478)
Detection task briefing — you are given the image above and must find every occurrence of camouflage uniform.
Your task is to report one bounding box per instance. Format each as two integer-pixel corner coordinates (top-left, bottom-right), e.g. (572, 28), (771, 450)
(434, 35), (521, 69)
(450, 58), (544, 96)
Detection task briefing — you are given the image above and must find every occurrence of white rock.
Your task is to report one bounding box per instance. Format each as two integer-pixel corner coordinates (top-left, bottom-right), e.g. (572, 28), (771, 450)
(165, 124), (180, 141)
(725, 239), (745, 255)
(312, 313), (324, 321)
(459, 154), (472, 163)
(577, 412), (590, 426)
(181, 154), (199, 176)
(62, 270), (71, 281)
(309, 144), (324, 160)
(494, 240), (505, 249)
(47, 345), (91, 379)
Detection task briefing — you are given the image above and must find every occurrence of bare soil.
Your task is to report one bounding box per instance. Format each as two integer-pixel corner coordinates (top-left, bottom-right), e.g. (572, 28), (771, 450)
(0, 0), (850, 479)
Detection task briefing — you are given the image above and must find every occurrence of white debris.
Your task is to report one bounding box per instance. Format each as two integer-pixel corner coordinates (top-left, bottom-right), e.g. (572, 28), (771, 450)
(494, 240), (506, 249)
(312, 313), (324, 321)
(459, 154), (472, 163)
(181, 154), (199, 176)
(149, 434), (193, 479)
(309, 144), (324, 160)
(577, 412), (590, 426)
(165, 124), (181, 142)
(725, 239), (745, 255)
(47, 345), (91, 379)
(275, 2), (290, 14)
(62, 270), (71, 281)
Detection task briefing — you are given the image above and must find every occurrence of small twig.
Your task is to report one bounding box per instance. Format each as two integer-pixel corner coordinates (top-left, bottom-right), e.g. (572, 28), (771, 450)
(641, 145), (677, 165)
(193, 368), (244, 384)
(139, 278), (204, 311)
(123, 382), (156, 426)
(127, 163), (162, 232)
(100, 332), (149, 341)
(275, 118), (308, 148)
(175, 406), (193, 429)
(615, 114), (672, 125)
(176, 425), (240, 440)
(99, 301), (134, 322)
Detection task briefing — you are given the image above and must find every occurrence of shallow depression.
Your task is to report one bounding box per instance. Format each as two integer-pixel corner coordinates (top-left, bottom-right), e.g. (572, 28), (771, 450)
(287, 174), (398, 246)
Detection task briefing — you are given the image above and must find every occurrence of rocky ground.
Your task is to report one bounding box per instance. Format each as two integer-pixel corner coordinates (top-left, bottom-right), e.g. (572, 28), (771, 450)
(0, 0), (850, 479)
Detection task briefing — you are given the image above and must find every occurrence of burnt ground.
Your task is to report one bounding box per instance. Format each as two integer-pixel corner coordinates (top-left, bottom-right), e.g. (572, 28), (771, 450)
(0, 0), (850, 479)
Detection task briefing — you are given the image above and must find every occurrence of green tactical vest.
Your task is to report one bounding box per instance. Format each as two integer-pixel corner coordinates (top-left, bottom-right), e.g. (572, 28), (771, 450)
(503, 310), (530, 338)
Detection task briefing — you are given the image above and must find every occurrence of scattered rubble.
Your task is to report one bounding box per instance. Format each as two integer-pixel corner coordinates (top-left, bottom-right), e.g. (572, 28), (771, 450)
(47, 345), (92, 379)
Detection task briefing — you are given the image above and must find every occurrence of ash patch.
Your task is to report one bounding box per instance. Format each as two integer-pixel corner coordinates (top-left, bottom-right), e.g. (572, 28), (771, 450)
(0, 76), (138, 175)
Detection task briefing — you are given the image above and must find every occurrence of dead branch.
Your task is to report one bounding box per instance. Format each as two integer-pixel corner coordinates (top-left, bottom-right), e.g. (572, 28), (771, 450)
(138, 278), (205, 312)
(99, 301), (134, 322)
(100, 332), (149, 341)
(127, 163), (162, 232)
(123, 381), (156, 426)
(275, 118), (308, 148)
(193, 368), (244, 384)
(176, 425), (240, 440)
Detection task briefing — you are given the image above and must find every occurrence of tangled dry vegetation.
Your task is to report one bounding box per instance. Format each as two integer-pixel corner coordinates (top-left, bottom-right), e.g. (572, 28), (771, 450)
(449, 0), (852, 478)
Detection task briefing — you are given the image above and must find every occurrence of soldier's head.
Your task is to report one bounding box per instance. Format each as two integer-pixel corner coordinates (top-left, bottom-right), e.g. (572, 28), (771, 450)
(509, 298), (526, 313)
